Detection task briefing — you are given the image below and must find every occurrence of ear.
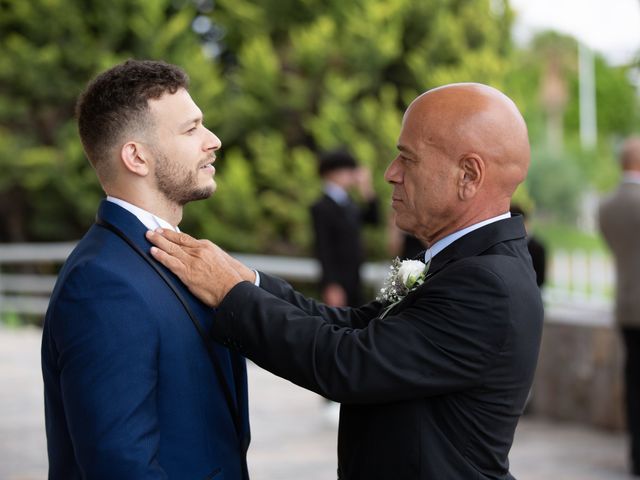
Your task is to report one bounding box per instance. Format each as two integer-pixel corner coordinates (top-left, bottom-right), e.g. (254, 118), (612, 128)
(457, 154), (484, 200)
(119, 141), (151, 177)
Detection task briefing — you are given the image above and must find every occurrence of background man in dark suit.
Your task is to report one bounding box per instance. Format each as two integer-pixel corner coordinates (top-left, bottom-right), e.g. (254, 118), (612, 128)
(148, 82), (543, 479)
(599, 136), (640, 477)
(510, 203), (547, 288)
(42, 60), (250, 479)
(311, 150), (379, 307)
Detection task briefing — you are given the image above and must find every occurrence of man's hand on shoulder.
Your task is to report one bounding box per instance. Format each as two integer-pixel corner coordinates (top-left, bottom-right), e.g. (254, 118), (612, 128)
(146, 229), (255, 307)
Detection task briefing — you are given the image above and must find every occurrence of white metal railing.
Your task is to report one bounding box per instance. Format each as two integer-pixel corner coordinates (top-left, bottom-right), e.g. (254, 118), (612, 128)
(0, 242), (389, 317)
(542, 250), (614, 326)
(0, 243), (615, 323)
(543, 250), (613, 303)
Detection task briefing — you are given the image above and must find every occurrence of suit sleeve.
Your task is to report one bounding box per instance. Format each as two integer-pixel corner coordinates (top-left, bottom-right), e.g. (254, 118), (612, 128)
(48, 264), (166, 479)
(258, 271), (381, 329)
(212, 260), (511, 404)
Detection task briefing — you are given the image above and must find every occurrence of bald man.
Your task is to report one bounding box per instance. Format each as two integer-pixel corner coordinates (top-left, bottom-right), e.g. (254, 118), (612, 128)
(146, 83), (543, 479)
(599, 136), (640, 477)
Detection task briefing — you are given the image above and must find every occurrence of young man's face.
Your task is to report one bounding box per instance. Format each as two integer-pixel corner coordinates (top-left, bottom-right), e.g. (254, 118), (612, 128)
(147, 88), (221, 206)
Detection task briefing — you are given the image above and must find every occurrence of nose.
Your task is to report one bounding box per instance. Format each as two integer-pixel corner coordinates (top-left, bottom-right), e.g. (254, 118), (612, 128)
(204, 128), (221, 152)
(384, 156), (403, 184)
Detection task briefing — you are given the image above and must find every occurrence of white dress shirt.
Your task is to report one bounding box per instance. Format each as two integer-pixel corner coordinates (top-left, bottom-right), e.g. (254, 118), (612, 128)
(323, 181), (350, 205)
(424, 212), (512, 263)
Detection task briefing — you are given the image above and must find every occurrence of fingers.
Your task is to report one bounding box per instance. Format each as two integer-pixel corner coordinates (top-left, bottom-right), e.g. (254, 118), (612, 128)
(145, 230), (190, 262)
(153, 228), (201, 248)
(149, 244), (187, 281)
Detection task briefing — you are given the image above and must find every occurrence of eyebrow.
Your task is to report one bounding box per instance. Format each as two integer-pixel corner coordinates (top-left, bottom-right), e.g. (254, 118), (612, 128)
(178, 115), (203, 131)
(397, 144), (414, 156)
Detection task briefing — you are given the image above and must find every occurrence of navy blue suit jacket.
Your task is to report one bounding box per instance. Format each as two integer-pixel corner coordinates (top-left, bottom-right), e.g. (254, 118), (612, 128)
(42, 200), (250, 479)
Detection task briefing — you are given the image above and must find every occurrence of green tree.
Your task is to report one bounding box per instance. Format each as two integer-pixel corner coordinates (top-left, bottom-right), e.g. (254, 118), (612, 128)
(190, 0), (516, 255)
(1, 0), (517, 257)
(0, 0), (221, 241)
(504, 30), (640, 223)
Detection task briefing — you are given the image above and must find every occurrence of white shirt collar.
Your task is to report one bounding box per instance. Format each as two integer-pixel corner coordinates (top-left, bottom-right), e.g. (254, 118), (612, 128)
(622, 172), (640, 185)
(323, 182), (350, 205)
(106, 196), (180, 232)
(424, 212), (511, 263)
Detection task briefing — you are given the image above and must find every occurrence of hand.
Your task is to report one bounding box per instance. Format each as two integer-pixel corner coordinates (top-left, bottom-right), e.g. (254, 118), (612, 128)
(145, 229), (255, 307)
(322, 283), (347, 307)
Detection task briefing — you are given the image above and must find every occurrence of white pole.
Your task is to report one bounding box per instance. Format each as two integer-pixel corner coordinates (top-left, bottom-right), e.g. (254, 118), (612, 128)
(579, 41), (597, 150)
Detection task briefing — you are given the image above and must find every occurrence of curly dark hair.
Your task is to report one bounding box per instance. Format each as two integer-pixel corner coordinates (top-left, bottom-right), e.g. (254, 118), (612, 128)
(76, 59), (189, 184)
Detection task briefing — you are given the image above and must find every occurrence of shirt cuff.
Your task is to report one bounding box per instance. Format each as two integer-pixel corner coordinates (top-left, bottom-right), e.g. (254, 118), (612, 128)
(253, 270), (261, 287)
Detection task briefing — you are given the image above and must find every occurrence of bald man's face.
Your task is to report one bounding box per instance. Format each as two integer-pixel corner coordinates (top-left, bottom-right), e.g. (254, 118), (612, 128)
(385, 84), (531, 245)
(384, 103), (459, 243)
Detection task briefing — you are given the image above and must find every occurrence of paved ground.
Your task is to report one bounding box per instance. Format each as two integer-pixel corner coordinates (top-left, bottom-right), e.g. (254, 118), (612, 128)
(0, 325), (636, 480)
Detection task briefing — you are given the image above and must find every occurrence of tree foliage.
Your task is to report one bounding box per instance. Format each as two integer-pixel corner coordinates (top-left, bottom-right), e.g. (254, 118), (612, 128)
(184, 0), (515, 255)
(0, 0), (516, 256)
(1, 0), (637, 250)
(0, 0), (219, 241)
(504, 30), (640, 223)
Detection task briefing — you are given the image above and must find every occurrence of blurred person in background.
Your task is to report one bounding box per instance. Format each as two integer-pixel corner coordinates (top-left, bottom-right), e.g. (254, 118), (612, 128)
(41, 60), (250, 479)
(310, 149), (379, 423)
(598, 135), (640, 477)
(147, 82), (543, 480)
(510, 203), (547, 288)
(310, 149), (379, 308)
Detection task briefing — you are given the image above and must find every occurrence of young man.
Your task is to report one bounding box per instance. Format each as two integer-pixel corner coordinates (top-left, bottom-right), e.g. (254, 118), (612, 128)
(42, 60), (250, 479)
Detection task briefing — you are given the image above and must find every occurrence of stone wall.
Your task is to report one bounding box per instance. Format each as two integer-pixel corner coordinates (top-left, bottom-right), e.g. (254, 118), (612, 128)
(529, 304), (625, 431)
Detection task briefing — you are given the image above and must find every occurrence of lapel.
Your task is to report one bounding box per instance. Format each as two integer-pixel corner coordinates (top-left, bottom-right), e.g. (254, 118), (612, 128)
(97, 201), (209, 318)
(97, 200), (155, 260)
(98, 200), (214, 322)
(96, 200), (245, 437)
(384, 216), (527, 315)
(425, 215), (527, 280)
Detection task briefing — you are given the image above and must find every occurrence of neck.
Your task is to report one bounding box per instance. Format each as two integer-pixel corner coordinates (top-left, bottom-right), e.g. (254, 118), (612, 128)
(419, 202), (510, 247)
(106, 187), (182, 227)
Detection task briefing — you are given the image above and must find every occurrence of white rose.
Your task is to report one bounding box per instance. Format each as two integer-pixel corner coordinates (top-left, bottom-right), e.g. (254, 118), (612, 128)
(398, 260), (426, 288)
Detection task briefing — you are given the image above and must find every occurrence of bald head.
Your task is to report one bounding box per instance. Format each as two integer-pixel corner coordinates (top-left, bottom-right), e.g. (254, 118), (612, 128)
(386, 82), (531, 244)
(620, 136), (640, 172)
(407, 83), (530, 198)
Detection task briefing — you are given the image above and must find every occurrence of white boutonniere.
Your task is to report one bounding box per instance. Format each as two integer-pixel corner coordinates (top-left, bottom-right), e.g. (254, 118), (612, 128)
(376, 258), (430, 319)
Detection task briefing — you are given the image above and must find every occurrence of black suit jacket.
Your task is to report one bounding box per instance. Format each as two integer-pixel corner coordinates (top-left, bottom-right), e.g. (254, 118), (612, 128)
(213, 216), (543, 479)
(526, 235), (547, 287)
(310, 193), (378, 306)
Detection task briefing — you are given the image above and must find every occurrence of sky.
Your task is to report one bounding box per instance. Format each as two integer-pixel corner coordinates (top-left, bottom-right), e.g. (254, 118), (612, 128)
(509, 0), (640, 65)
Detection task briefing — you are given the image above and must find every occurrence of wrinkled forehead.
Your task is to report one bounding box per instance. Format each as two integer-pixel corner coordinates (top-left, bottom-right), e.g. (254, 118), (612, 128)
(400, 84), (530, 171)
(400, 89), (477, 150)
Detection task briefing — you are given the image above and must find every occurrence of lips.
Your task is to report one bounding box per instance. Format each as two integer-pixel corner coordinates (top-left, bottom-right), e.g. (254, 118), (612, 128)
(198, 155), (216, 172)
